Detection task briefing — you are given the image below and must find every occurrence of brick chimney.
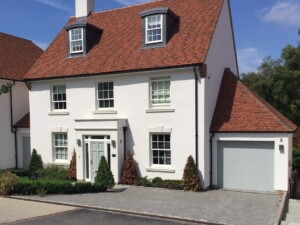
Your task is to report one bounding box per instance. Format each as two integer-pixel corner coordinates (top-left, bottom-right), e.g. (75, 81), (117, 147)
(75, 0), (94, 19)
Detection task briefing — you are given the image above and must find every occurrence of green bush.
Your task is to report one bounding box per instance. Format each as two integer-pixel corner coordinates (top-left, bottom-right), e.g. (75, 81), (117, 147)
(29, 149), (43, 172)
(37, 165), (68, 180)
(0, 171), (18, 196)
(95, 156), (114, 190)
(152, 177), (163, 184)
(293, 148), (300, 170)
(152, 180), (183, 190)
(136, 176), (152, 187)
(11, 169), (30, 177)
(182, 155), (200, 192)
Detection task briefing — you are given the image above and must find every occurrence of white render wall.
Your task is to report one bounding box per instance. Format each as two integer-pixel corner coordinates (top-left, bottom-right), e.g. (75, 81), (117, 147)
(29, 68), (199, 182)
(200, 0), (238, 188)
(212, 133), (293, 191)
(0, 80), (29, 169)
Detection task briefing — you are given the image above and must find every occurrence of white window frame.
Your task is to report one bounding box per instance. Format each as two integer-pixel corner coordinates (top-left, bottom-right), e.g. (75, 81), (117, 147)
(150, 133), (171, 167)
(53, 133), (68, 162)
(51, 84), (67, 111)
(69, 28), (84, 54)
(97, 81), (114, 109)
(150, 78), (171, 107)
(145, 14), (163, 44)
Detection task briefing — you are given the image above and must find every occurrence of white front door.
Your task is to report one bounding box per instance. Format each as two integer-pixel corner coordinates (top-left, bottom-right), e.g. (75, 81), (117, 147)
(90, 141), (106, 182)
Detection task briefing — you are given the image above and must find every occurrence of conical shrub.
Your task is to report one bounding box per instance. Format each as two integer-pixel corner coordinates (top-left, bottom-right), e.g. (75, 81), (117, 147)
(182, 155), (200, 191)
(68, 149), (77, 180)
(95, 156), (115, 190)
(28, 149), (43, 172)
(121, 152), (138, 185)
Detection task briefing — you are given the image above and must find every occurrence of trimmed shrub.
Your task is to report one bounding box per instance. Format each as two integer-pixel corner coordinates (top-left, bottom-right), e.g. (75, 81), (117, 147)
(0, 171), (18, 196)
(29, 149), (43, 172)
(182, 155), (200, 191)
(120, 152), (138, 185)
(11, 169), (30, 177)
(37, 165), (68, 180)
(95, 156), (115, 190)
(69, 150), (77, 180)
(136, 176), (152, 187)
(152, 179), (183, 190)
(152, 177), (163, 184)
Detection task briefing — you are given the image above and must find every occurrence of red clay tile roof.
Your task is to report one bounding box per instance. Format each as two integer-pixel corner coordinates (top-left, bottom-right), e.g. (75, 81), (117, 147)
(14, 113), (30, 128)
(0, 33), (43, 81)
(210, 69), (297, 133)
(25, 0), (224, 80)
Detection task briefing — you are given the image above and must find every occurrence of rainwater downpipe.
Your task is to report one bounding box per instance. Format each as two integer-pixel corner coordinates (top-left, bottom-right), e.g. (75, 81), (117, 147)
(123, 127), (127, 161)
(193, 65), (199, 168)
(209, 133), (215, 188)
(9, 81), (18, 169)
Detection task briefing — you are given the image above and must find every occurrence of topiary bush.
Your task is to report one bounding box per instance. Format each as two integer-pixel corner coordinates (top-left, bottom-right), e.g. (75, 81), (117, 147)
(152, 177), (163, 184)
(0, 171), (18, 196)
(182, 155), (200, 192)
(120, 152), (138, 185)
(37, 165), (68, 180)
(135, 176), (152, 187)
(28, 149), (43, 172)
(95, 156), (115, 190)
(68, 150), (77, 180)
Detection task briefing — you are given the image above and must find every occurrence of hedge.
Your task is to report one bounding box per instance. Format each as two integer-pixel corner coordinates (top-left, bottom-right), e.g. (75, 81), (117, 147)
(136, 177), (183, 190)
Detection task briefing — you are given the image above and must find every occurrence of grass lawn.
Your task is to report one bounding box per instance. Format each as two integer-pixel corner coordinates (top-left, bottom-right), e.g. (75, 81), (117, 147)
(18, 176), (72, 184)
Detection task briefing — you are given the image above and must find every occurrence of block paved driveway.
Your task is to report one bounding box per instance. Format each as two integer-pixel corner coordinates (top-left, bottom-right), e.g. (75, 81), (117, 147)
(15, 186), (282, 225)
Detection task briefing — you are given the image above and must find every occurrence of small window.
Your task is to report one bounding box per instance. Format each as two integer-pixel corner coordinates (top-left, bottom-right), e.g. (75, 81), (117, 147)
(97, 82), (114, 109)
(151, 134), (171, 165)
(151, 78), (170, 106)
(146, 15), (163, 44)
(52, 85), (67, 110)
(53, 133), (68, 161)
(69, 28), (83, 53)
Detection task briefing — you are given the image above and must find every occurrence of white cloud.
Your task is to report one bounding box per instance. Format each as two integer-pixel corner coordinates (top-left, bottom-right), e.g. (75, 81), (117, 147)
(34, 0), (72, 13)
(112, 0), (153, 6)
(33, 40), (49, 50)
(237, 48), (264, 74)
(260, 1), (300, 26)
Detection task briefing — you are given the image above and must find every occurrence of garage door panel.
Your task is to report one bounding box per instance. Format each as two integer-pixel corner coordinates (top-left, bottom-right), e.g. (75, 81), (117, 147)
(218, 141), (274, 192)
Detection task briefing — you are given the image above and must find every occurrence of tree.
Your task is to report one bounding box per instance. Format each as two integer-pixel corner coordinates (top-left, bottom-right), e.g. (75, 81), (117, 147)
(95, 156), (114, 190)
(242, 30), (300, 125)
(0, 83), (11, 95)
(28, 149), (43, 172)
(68, 149), (77, 180)
(182, 155), (200, 191)
(120, 152), (138, 185)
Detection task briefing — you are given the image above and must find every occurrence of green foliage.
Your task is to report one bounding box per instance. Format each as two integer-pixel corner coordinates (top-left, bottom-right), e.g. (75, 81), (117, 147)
(37, 165), (68, 180)
(242, 31), (300, 125)
(136, 177), (183, 190)
(11, 169), (30, 177)
(182, 155), (200, 191)
(293, 148), (300, 170)
(120, 152), (138, 185)
(95, 156), (115, 190)
(136, 176), (152, 187)
(0, 171), (18, 196)
(151, 177), (163, 184)
(12, 178), (106, 195)
(28, 149), (43, 172)
(0, 83), (11, 95)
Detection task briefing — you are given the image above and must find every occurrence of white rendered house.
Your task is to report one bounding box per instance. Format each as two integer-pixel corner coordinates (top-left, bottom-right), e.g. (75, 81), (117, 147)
(0, 33), (42, 169)
(25, 0), (296, 191)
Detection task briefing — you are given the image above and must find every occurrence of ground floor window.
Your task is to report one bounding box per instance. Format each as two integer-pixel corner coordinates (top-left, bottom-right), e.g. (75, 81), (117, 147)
(151, 134), (171, 165)
(53, 133), (68, 160)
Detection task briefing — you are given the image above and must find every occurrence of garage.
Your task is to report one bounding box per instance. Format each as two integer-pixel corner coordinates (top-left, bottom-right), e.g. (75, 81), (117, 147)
(217, 141), (275, 192)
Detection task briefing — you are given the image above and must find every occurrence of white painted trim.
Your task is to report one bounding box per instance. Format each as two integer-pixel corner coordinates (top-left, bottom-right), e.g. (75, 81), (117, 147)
(146, 167), (175, 173)
(51, 127), (69, 132)
(48, 111), (70, 116)
(93, 110), (118, 114)
(74, 128), (118, 131)
(145, 14), (163, 44)
(146, 108), (175, 113)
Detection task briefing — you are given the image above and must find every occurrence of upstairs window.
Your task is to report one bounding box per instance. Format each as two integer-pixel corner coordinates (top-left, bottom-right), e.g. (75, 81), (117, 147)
(151, 78), (171, 106)
(69, 28), (83, 53)
(52, 85), (67, 111)
(97, 82), (114, 109)
(146, 15), (163, 44)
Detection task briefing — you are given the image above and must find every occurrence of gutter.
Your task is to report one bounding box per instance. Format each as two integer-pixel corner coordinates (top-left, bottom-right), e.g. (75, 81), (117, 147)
(193, 66), (199, 168)
(123, 127), (127, 161)
(9, 81), (18, 169)
(209, 133), (215, 188)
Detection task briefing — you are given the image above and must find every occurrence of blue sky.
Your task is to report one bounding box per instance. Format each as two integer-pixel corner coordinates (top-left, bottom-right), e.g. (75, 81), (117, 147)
(1, 0), (299, 74)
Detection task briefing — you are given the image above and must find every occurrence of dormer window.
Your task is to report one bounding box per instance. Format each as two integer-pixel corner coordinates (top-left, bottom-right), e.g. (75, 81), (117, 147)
(70, 28), (83, 53)
(140, 8), (179, 49)
(146, 15), (163, 44)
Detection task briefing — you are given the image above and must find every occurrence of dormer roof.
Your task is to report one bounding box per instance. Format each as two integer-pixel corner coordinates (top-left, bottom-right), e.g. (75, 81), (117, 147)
(0, 33), (43, 81)
(25, 0), (224, 80)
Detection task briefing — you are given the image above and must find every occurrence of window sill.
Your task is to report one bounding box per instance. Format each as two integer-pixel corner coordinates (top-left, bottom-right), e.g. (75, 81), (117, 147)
(48, 111), (70, 116)
(52, 161), (69, 166)
(93, 110), (118, 115)
(146, 108), (175, 113)
(146, 167), (175, 173)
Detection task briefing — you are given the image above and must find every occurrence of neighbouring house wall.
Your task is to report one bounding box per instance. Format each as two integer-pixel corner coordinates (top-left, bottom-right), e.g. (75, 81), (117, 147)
(199, 0), (238, 188)
(0, 80), (29, 169)
(29, 68), (200, 182)
(212, 133), (293, 191)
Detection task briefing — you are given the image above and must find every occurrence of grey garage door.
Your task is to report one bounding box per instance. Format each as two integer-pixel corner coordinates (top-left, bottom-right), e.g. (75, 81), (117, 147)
(218, 141), (274, 192)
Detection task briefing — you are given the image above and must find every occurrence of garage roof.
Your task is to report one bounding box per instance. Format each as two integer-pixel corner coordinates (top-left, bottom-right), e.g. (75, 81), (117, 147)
(210, 69), (297, 133)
